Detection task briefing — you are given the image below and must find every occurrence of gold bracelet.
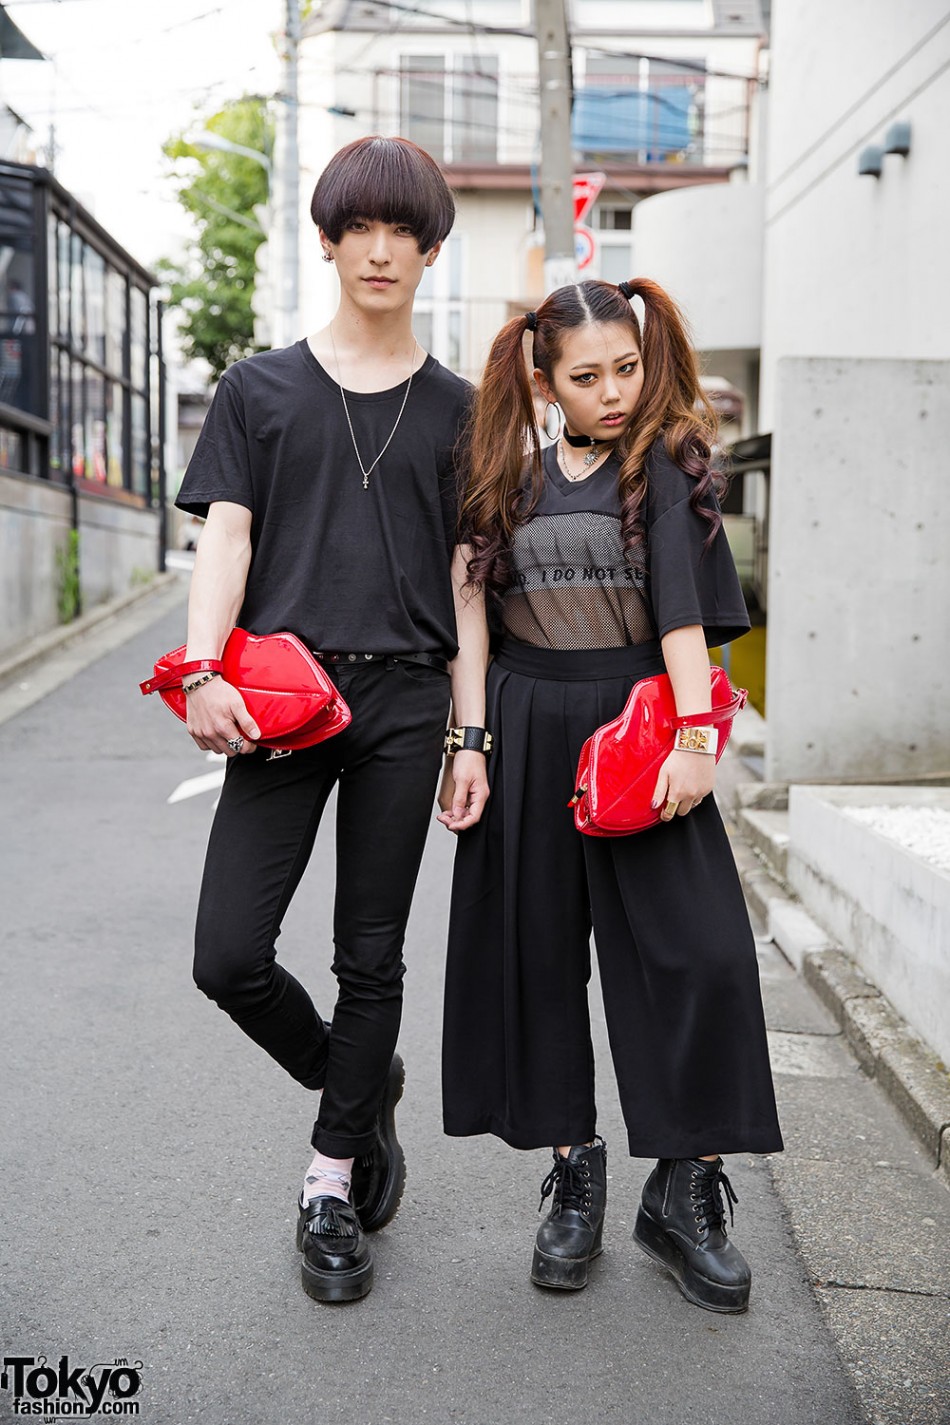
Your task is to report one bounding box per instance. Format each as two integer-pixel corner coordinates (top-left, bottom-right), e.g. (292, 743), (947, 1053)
(673, 725), (718, 755)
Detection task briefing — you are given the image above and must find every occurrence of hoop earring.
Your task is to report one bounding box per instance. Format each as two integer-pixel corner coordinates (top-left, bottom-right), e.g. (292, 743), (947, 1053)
(322, 249), (334, 263)
(542, 401), (563, 442)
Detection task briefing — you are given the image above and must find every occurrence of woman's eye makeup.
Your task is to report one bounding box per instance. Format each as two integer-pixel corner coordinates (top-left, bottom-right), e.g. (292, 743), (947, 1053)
(570, 360), (639, 385)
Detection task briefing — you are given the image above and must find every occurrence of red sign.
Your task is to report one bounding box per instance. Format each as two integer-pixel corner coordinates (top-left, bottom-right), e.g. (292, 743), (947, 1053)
(573, 171), (606, 226)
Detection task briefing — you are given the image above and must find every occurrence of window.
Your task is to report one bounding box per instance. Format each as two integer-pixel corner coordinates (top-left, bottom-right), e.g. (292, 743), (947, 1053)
(597, 207), (633, 231)
(400, 54), (499, 163)
(401, 56), (445, 158)
(593, 204), (635, 285)
(455, 56), (499, 163)
(0, 167), (39, 415)
(414, 234), (463, 372)
(574, 55), (704, 162)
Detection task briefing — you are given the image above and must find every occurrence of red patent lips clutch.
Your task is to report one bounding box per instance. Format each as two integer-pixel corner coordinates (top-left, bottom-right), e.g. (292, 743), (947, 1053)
(570, 665), (747, 836)
(139, 628), (351, 751)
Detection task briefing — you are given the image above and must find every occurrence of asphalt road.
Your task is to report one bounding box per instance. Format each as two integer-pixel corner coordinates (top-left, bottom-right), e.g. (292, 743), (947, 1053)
(0, 586), (932, 1425)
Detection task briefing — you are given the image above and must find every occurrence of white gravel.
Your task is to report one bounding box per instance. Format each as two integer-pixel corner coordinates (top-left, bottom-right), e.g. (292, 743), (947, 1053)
(840, 805), (950, 873)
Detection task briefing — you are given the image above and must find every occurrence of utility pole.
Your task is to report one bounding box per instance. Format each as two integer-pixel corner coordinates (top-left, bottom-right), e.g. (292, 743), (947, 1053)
(271, 0), (301, 349)
(536, 0), (575, 292)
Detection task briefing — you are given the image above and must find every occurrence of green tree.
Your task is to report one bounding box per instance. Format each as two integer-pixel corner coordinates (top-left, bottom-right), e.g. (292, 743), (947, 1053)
(160, 96), (273, 379)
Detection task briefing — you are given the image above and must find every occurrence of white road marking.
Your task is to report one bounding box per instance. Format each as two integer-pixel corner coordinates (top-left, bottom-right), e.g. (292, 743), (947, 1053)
(168, 769), (226, 804)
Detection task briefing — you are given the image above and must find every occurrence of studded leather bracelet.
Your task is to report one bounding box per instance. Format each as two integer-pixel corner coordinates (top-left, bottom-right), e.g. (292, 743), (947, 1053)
(183, 670), (221, 694)
(444, 726), (493, 757)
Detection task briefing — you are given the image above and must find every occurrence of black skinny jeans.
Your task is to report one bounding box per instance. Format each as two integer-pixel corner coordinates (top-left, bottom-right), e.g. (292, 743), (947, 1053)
(193, 659), (450, 1157)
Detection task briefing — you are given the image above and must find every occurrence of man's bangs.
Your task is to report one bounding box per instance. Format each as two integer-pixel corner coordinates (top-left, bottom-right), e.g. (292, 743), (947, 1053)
(311, 137), (456, 251)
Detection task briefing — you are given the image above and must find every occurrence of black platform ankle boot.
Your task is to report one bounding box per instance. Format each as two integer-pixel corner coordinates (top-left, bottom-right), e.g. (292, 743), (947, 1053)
(530, 1138), (607, 1291)
(633, 1156), (750, 1313)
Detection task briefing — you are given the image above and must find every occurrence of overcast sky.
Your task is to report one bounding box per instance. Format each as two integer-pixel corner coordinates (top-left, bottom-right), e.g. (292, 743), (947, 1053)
(0, 0), (284, 271)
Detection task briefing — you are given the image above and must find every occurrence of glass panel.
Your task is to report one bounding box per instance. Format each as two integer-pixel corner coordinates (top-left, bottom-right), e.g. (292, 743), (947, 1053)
(448, 307), (461, 372)
(71, 361), (85, 477)
(0, 424), (24, 472)
(85, 367), (106, 481)
(58, 223), (70, 340)
(106, 380), (124, 488)
(131, 393), (147, 496)
(49, 355), (61, 472)
(413, 308), (433, 354)
(596, 207), (633, 231)
(85, 247), (106, 367)
(129, 285), (147, 390)
(59, 351), (70, 471)
(400, 56), (445, 160)
(70, 234), (84, 354)
(455, 56), (498, 163)
(447, 235), (462, 300)
(0, 168), (38, 413)
(47, 212), (58, 343)
(106, 268), (126, 377)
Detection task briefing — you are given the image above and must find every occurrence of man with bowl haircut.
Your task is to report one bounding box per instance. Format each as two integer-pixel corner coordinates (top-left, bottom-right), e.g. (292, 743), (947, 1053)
(175, 136), (490, 1302)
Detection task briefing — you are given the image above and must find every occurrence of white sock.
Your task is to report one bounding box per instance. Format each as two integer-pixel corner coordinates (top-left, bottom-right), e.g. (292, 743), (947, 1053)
(303, 1150), (354, 1205)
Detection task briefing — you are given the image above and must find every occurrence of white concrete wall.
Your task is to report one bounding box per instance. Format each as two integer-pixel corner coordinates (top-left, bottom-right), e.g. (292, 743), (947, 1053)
(632, 178), (764, 349)
(77, 494), (160, 612)
(0, 471), (73, 657)
(765, 356), (950, 784)
(0, 471), (161, 658)
(759, 1), (950, 428)
(788, 785), (950, 1066)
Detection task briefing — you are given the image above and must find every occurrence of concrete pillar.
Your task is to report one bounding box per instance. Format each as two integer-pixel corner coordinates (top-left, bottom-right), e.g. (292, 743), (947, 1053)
(765, 355), (950, 783)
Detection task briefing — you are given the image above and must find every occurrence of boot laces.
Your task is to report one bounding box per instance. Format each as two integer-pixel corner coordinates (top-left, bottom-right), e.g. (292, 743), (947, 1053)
(538, 1155), (591, 1217)
(690, 1163), (738, 1236)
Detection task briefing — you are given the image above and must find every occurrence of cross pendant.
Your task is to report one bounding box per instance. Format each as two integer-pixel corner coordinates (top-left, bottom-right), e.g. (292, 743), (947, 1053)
(362, 473), (369, 490)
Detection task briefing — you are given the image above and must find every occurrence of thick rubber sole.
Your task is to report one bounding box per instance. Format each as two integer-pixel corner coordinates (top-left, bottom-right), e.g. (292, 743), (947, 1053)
(300, 1254), (373, 1303)
(353, 1053), (407, 1233)
(632, 1207), (750, 1314)
(531, 1240), (603, 1290)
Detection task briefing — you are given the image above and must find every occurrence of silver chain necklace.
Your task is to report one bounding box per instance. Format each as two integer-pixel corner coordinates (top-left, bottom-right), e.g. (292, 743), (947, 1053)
(329, 325), (419, 490)
(557, 438), (607, 482)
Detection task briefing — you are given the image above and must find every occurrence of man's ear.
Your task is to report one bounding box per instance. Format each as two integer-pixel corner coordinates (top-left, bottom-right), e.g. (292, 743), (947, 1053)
(424, 240), (443, 267)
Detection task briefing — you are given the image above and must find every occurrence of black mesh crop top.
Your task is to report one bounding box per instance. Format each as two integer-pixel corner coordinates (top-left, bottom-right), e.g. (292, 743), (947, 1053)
(500, 439), (750, 652)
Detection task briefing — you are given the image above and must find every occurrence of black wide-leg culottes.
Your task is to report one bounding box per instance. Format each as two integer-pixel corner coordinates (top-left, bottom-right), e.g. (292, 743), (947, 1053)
(442, 640), (784, 1159)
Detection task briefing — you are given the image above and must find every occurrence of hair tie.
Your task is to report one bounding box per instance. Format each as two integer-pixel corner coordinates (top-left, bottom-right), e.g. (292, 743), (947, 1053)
(618, 281), (634, 300)
(524, 311), (538, 331)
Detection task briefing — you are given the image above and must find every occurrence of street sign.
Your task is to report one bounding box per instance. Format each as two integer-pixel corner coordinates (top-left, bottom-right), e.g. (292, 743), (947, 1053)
(573, 171), (606, 226)
(575, 224), (596, 271)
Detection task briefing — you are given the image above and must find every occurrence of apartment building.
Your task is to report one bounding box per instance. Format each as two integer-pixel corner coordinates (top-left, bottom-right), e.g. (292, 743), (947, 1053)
(298, 0), (765, 381)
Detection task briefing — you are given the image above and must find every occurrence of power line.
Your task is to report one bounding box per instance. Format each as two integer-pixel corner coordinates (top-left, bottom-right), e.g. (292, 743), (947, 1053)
(346, 0), (763, 84)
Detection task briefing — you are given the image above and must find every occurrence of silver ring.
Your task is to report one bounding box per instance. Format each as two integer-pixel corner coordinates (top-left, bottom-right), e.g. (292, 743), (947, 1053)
(227, 736), (245, 753)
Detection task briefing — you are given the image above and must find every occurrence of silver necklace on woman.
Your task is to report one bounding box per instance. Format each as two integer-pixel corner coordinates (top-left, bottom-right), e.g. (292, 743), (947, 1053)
(329, 324), (419, 489)
(557, 437), (607, 482)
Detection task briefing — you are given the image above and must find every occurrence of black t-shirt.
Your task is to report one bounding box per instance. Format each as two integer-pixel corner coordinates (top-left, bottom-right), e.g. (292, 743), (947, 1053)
(502, 438), (750, 650)
(176, 340), (472, 657)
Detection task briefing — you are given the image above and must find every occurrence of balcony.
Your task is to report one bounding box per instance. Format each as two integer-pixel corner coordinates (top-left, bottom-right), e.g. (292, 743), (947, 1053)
(390, 63), (750, 178)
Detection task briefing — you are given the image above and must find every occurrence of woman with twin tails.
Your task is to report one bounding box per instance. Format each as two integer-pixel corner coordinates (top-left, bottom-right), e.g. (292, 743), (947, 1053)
(439, 278), (783, 1314)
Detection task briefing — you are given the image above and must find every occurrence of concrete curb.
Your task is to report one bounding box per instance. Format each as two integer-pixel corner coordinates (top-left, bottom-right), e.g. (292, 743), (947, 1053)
(0, 572), (180, 687)
(734, 840), (950, 1191)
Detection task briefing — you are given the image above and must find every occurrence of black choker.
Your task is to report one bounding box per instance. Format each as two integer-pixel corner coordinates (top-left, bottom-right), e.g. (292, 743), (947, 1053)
(563, 429), (598, 448)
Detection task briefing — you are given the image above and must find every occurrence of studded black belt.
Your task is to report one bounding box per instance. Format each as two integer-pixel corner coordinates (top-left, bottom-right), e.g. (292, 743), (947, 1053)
(313, 650), (448, 674)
